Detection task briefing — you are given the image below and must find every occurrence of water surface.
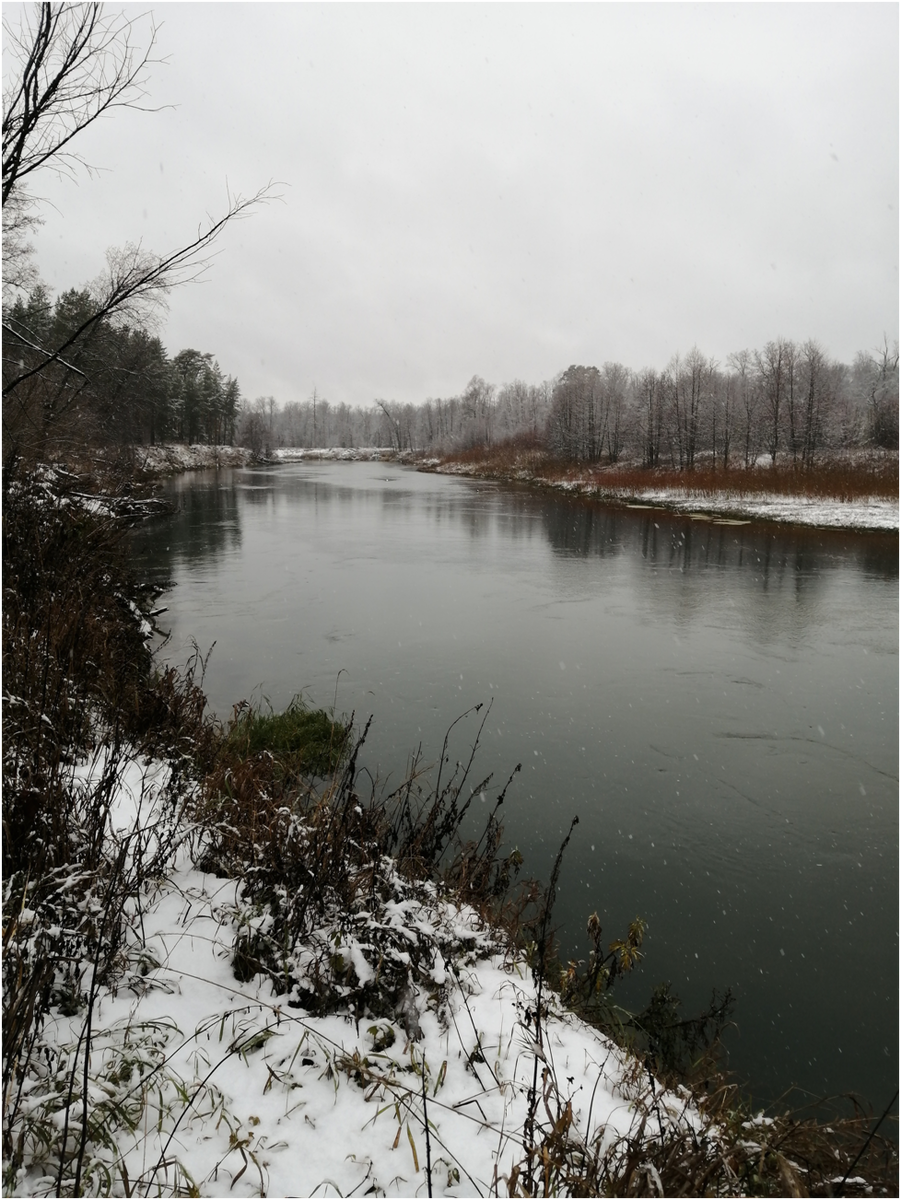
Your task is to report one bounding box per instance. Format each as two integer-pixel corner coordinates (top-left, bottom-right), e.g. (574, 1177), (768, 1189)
(130, 461), (899, 1110)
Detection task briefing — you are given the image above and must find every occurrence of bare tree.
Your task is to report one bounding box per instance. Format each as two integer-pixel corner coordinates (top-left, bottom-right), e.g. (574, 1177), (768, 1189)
(495, 378), (543, 442)
(2, 2), (279, 464)
(754, 338), (789, 465)
(460, 375), (495, 449)
(601, 361), (629, 463)
(651, 349), (718, 470)
(798, 339), (828, 465)
(2, 3), (160, 205)
(375, 399), (401, 451)
(2, 190), (43, 303)
(781, 339), (801, 462)
(634, 367), (664, 467)
(727, 349), (760, 467)
(862, 337), (899, 449)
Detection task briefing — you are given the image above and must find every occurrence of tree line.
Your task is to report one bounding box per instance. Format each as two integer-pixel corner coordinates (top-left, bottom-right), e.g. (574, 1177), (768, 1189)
(241, 338), (898, 467)
(4, 284), (241, 457)
(5, 270), (896, 470)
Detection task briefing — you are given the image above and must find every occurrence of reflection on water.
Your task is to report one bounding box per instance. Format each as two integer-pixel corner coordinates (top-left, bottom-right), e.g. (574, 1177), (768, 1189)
(159, 470), (244, 566)
(130, 462), (898, 1111)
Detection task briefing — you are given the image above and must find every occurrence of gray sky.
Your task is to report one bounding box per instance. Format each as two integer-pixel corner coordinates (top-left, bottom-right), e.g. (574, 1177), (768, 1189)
(14, 1), (900, 408)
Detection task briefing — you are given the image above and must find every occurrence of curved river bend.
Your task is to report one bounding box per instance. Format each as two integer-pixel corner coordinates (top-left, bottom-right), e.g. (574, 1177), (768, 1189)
(130, 461), (899, 1110)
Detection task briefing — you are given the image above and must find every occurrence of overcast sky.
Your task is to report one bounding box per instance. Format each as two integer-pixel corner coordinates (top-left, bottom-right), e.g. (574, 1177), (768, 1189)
(11, 2), (900, 409)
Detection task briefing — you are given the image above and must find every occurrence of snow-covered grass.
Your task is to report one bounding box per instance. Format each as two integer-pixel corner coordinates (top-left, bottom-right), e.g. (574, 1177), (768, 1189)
(6, 736), (896, 1198)
(583, 486), (896, 531)
(133, 443), (404, 474)
(5, 729), (897, 1200)
(4, 850), (659, 1194)
(1, 750), (712, 1199)
(430, 451), (899, 532)
(134, 444), (254, 475)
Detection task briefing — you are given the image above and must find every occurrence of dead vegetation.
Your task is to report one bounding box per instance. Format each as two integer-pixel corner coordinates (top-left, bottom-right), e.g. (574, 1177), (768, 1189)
(434, 439), (899, 505)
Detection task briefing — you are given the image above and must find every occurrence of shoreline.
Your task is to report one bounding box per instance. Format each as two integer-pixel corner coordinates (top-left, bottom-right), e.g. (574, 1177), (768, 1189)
(420, 456), (900, 534)
(133, 443), (898, 533)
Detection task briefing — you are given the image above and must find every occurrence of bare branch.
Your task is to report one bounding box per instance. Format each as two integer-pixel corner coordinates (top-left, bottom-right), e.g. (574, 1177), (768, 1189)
(1, 3), (284, 463)
(2, 2), (162, 206)
(1, 187), (43, 301)
(2, 182), (280, 397)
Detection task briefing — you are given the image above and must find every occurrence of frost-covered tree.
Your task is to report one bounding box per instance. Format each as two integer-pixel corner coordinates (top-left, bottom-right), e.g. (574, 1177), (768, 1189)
(852, 339), (899, 449)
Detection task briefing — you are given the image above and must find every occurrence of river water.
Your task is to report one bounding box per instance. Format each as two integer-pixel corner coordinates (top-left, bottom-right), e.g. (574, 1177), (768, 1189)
(130, 460), (898, 1111)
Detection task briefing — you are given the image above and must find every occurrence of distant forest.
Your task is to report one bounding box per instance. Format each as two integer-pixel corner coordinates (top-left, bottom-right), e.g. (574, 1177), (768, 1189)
(241, 340), (899, 468)
(4, 283), (897, 468)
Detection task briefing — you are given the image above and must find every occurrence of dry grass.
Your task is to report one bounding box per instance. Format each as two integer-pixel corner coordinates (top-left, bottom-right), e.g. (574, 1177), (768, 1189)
(501, 1074), (899, 1197)
(436, 440), (899, 503)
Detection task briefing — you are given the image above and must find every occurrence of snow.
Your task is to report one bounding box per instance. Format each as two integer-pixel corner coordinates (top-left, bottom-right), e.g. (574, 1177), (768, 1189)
(97, 865), (691, 1199)
(132, 445), (899, 530)
(433, 462), (899, 532)
(136, 444), (409, 473)
(618, 487), (898, 531)
(136, 444), (254, 474)
(9, 756), (705, 1198)
(68, 748), (174, 839)
(272, 446), (398, 462)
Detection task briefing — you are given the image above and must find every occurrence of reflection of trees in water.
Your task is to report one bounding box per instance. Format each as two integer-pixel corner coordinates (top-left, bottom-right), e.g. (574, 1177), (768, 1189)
(391, 487), (548, 545)
(541, 498), (628, 558)
(535, 494), (898, 643)
(856, 538), (900, 582)
(133, 473), (243, 570)
(540, 493), (897, 581)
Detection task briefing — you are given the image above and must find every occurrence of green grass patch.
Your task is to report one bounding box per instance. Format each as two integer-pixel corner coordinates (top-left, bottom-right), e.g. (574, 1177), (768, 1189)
(221, 695), (350, 778)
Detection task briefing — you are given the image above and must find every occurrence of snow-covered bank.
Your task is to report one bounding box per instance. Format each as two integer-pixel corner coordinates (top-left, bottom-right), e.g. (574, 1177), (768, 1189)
(134, 444), (402, 475)
(271, 446), (399, 462)
(8, 756), (707, 1200)
(429, 460), (899, 533)
(55, 867), (684, 1197)
(11, 743), (891, 1200)
(135, 444), (255, 474)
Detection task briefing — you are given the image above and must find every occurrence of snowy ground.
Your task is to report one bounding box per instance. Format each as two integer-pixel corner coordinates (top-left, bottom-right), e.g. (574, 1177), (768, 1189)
(136, 444), (254, 474)
(584, 486), (896, 532)
(136, 444), (402, 474)
(431, 461), (899, 533)
(9, 757), (705, 1199)
(272, 447), (398, 463)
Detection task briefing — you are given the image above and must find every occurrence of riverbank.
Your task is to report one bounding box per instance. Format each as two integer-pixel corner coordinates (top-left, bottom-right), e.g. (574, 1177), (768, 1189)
(132, 443), (404, 477)
(3, 464), (896, 1196)
(135, 443), (256, 474)
(132, 443), (899, 532)
(422, 451), (899, 533)
(5, 748), (710, 1198)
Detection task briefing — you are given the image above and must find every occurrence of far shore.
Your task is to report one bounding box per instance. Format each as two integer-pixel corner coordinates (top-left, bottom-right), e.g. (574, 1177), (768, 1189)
(421, 454), (899, 533)
(135, 442), (899, 534)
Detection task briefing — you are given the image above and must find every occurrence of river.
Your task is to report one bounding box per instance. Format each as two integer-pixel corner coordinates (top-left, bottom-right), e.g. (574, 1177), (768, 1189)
(130, 459), (899, 1112)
